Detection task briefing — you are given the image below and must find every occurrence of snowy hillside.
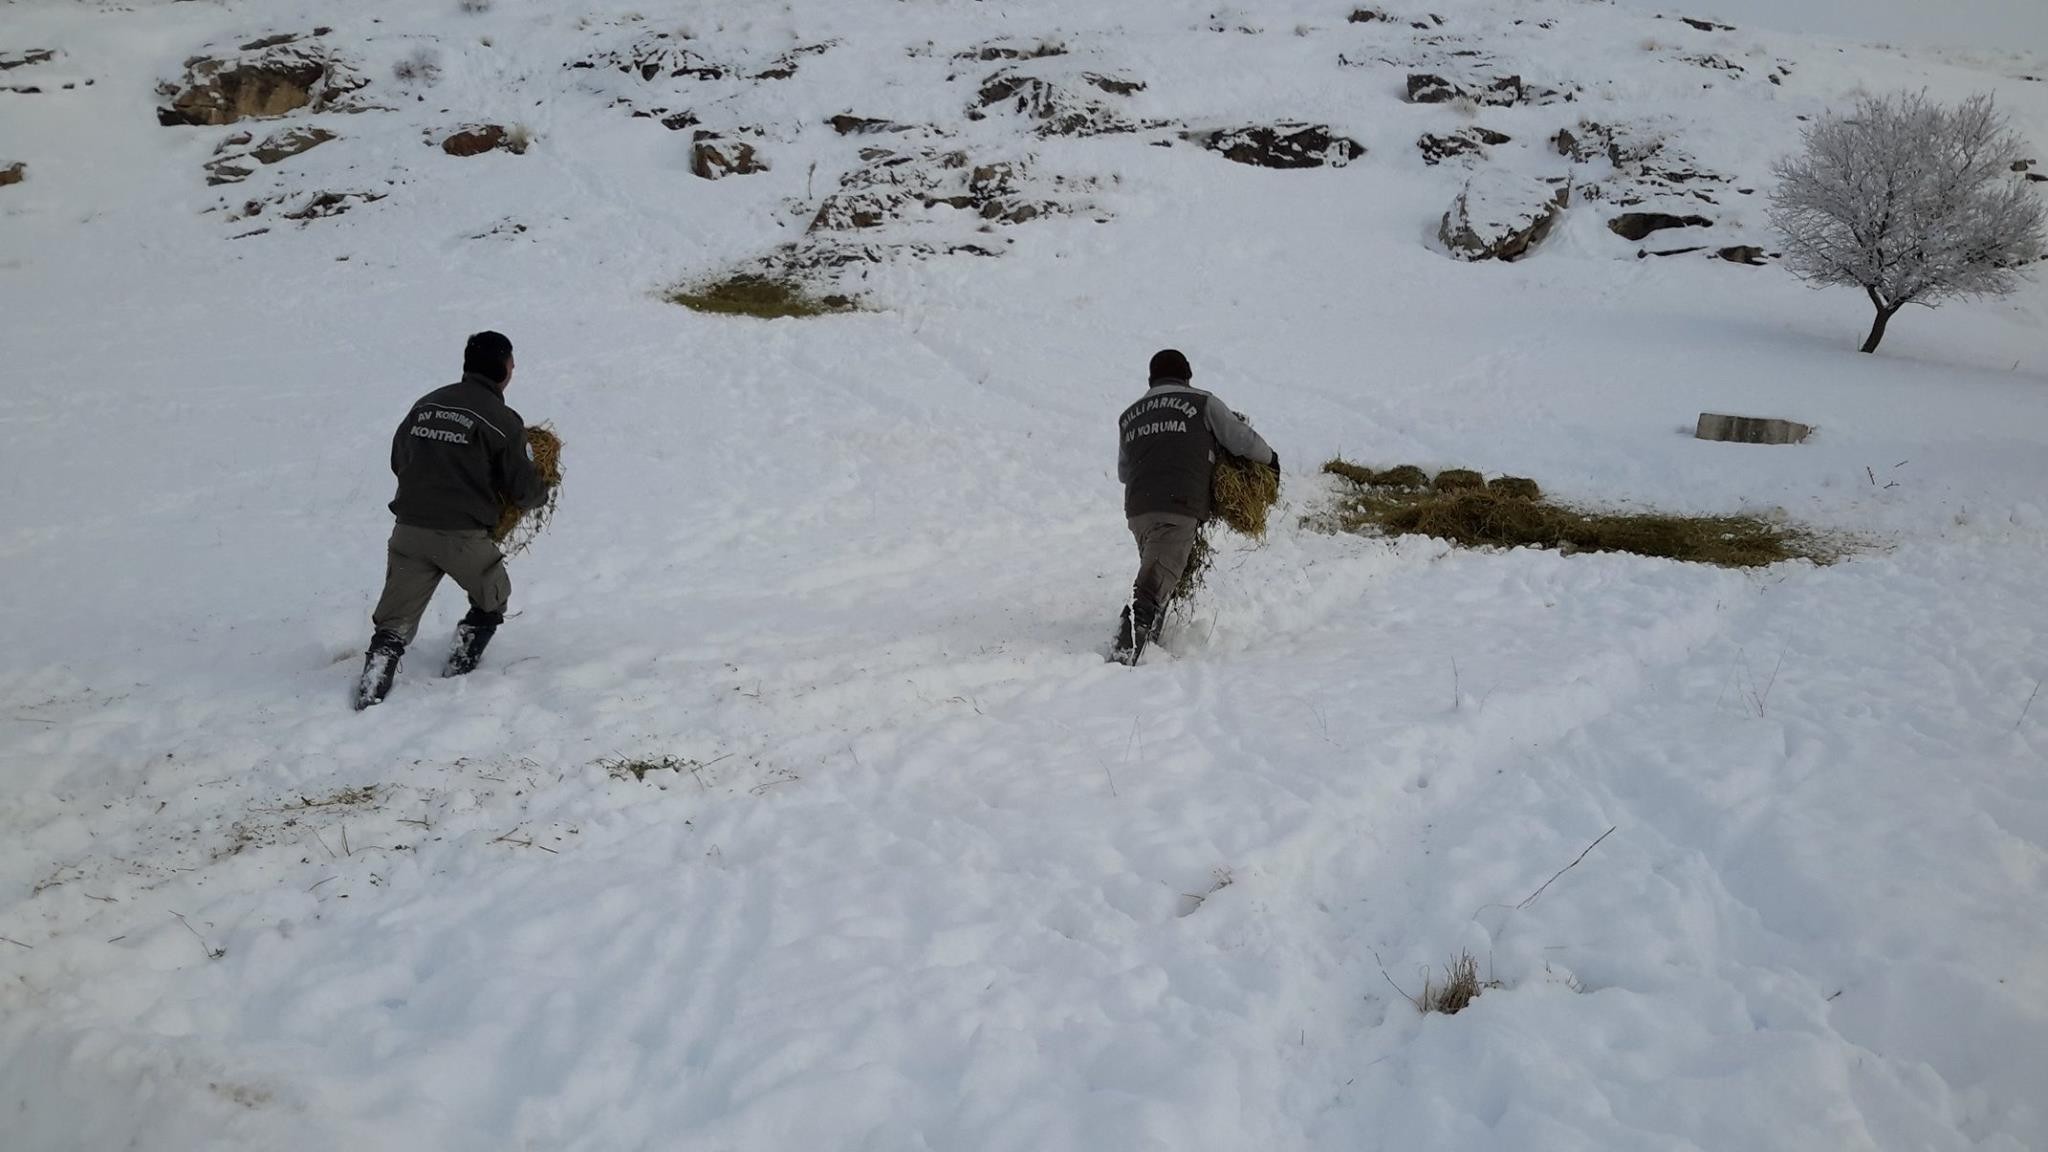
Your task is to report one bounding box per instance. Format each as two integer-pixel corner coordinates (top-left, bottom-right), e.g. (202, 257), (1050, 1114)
(2, 0), (2046, 1149)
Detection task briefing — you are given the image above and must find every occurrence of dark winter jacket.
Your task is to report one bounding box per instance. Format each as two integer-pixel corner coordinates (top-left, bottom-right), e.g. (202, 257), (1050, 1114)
(388, 373), (548, 532)
(1117, 380), (1275, 519)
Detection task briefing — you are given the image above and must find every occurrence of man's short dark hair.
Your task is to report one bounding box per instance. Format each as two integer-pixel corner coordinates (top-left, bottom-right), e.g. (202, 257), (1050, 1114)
(1148, 348), (1192, 381)
(464, 331), (514, 383)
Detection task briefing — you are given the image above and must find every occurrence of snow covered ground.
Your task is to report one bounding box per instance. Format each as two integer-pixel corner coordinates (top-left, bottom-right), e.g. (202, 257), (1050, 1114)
(2, 1), (2045, 1149)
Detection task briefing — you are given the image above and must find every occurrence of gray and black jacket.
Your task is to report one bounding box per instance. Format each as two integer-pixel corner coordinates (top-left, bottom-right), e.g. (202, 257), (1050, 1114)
(388, 372), (548, 532)
(1117, 379), (1275, 519)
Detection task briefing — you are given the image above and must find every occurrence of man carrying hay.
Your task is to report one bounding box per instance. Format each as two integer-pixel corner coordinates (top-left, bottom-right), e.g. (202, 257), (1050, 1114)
(355, 331), (551, 710)
(1110, 348), (1277, 665)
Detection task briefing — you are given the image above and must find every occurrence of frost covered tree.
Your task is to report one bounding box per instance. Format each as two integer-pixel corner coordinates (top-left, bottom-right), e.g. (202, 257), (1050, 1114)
(1767, 91), (2046, 353)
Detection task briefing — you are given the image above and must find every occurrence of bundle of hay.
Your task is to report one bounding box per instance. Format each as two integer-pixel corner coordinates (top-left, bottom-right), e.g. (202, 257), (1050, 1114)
(1211, 453), (1282, 539)
(1172, 454), (1282, 605)
(492, 424), (562, 556)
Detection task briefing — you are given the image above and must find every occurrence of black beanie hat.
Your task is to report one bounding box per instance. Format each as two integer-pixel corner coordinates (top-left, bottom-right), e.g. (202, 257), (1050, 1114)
(463, 330), (514, 383)
(1149, 348), (1192, 381)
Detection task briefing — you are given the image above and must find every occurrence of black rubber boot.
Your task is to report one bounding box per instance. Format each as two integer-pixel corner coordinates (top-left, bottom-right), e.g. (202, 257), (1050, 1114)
(443, 607), (503, 677)
(1108, 602), (1159, 666)
(355, 631), (406, 711)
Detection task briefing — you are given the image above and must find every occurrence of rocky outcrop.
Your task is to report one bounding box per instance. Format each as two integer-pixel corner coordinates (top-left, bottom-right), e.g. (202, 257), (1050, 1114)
(1608, 211), (1710, 241)
(441, 124), (527, 157)
(956, 39), (1067, 62)
(828, 114), (914, 136)
(204, 126), (335, 184)
(1418, 127), (1509, 165)
(1191, 124), (1364, 169)
(1440, 171), (1571, 262)
(807, 147), (1084, 232)
(574, 32), (727, 81)
(1716, 245), (1769, 265)
(691, 133), (766, 179)
(157, 37), (363, 126)
(1407, 72), (1572, 107)
(969, 70), (1141, 137)
(0, 49), (57, 72)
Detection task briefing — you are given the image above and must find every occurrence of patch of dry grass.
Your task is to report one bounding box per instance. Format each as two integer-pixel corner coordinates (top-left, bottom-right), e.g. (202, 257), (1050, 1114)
(1420, 951), (1492, 1014)
(1432, 467), (1485, 493)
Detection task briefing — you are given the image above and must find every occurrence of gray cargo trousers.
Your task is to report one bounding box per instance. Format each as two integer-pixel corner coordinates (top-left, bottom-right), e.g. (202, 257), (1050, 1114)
(1128, 512), (1202, 619)
(370, 524), (511, 647)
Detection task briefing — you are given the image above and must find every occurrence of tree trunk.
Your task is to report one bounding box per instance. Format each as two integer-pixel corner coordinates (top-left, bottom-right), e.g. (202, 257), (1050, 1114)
(1861, 302), (1901, 354)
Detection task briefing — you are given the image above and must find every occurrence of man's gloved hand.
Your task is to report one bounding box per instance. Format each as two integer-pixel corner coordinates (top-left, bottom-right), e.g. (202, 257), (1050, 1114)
(1269, 452), (1281, 475)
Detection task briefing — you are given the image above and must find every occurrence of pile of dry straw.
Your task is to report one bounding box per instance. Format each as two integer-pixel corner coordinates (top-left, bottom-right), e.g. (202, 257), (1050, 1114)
(492, 425), (563, 556)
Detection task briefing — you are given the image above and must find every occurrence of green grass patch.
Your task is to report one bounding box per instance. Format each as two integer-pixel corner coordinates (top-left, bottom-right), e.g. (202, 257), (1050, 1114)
(1321, 456), (1843, 568)
(664, 273), (858, 319)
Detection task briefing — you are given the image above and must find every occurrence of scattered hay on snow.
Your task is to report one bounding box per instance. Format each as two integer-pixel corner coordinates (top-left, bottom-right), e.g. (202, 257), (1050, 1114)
(1321, 456), (1841, 568)
(663, 272), (859, 318)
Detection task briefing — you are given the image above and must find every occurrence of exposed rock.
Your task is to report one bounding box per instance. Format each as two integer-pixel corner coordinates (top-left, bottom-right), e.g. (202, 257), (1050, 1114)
(1406, 73), (1460, 104)
(441, 124), (526, 156)
(1608, 211), (1711, 241)
(1716, 245), (1769, 266)
(1679, 16), (1736, 32)
(1347, 8), (1391, 22)
(0, 49), (57, 71)
(752, 43), (832, 80)
(1083, 73), (1146, 97)
(157, 43), (364, 126)
(1406, 71), (1571, 106)
(1418, 127), (1509, 165)
(0, 162), (24, 187)
(251, 126), (336, 164)
(955, 39), (1066, 62)
(205, 126), (336, 184)
(970, 70), (1139, 137)
(691, 133), (766, 179)
(1695, 413), (1810, 445)
(238, 29), (329, 52)
(829, 114), (912, 136)
(574, 32), (726, 81)
(1191, 124), (1364, 169)
(1682, 53), (1744, 74)
(269, 189), (384, 221)
(806, 146), (1088, 233)
(1638, 245), (1707, 258)
(1554, 120), (1664, 166)
(1440, 171), (1571, 261)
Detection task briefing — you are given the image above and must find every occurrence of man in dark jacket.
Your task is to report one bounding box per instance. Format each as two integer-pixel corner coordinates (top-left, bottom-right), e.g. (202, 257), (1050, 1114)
(356, 331), (550, 709)
(1111, 349), (1277, 665)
